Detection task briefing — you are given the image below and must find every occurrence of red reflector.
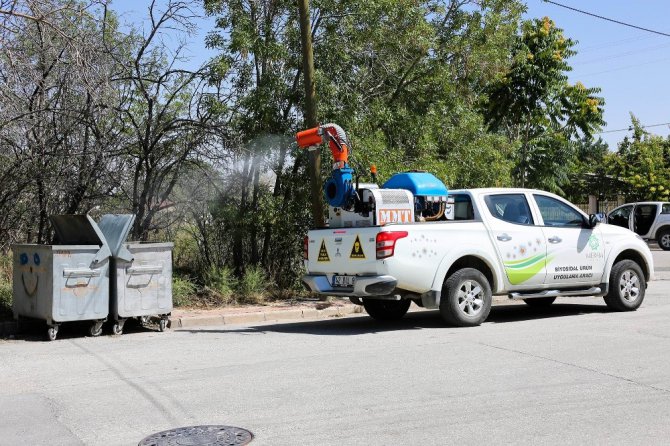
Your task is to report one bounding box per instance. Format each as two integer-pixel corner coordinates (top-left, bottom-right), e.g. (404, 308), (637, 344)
(376, 231), (408, 259)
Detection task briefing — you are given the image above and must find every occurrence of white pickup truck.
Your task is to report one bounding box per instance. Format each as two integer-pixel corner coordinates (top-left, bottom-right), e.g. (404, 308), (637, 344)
(303, 188), (654, 326)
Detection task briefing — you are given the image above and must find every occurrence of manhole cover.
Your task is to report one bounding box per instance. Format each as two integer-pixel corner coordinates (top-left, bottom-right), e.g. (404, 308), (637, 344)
(138, 425), (253, 446)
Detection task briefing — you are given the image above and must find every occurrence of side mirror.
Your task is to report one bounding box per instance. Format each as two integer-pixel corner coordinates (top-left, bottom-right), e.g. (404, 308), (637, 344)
(588, 213), (601, 228)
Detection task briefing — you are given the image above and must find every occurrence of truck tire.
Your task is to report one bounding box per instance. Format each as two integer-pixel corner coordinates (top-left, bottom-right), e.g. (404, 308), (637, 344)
(604, 260), (645, 311)
(362, 298), (411, 321)
(440, 268), (492, 327)
(523, 297), (556, 307)
(657, 228), (670, 251)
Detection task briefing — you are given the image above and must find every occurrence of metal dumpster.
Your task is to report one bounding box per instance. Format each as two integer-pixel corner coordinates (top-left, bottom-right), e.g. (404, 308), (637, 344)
(12, 215), (111, 341)
(98, 214), (173, 335)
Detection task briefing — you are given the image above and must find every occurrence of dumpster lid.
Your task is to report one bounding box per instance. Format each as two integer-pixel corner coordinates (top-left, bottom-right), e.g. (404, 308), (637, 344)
(98, 214), (136, 261)
(51, 214), (106, 246)
(50, 215), (112, 265)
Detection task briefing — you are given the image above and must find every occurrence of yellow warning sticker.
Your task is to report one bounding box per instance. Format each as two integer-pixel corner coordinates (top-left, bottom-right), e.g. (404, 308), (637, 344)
(317, 240), (330, 262)
(350, 235), (366, 259)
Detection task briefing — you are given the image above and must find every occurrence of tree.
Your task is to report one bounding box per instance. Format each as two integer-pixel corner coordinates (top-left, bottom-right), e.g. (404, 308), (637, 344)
(311, 0), (523, 187)
(204, 0), (312, 277)
(606, 115), (670, 202)
(111, 0), (219, 240)
(202, 0), (524, 283)
(0, 0), (104, 44)
(0, 0), (125, 245)
(561, 136), (622, 203)
(485, 16), (605, 192)
(297, 0), (324, 228)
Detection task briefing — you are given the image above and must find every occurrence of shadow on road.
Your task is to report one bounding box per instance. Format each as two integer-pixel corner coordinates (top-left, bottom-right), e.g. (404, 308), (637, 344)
(182, 302), (613, 337)
(10, 318), (161, 342)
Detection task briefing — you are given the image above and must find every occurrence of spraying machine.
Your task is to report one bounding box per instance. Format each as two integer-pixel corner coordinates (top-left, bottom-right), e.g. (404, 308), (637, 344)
(296, 124), (449, 228)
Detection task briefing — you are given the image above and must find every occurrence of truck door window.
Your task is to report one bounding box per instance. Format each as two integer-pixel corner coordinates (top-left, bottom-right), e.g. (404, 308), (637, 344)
(608, 206), (632, 228)
(484, 194), (534, 225)
(661, 203), (670, 214)
(533, 195), (584, 227)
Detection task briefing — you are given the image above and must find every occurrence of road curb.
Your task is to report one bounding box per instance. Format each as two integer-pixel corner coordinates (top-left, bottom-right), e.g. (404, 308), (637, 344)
(172, 304), (364, 329)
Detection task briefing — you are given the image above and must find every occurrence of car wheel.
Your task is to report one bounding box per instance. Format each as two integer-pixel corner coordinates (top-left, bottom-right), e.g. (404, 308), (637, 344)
(523, 297), (556, 307)
(604, 260), (645, 311)
(362, 298), (411, 321)
(440, 268), (492, 327)
(657, 228), (670, 251)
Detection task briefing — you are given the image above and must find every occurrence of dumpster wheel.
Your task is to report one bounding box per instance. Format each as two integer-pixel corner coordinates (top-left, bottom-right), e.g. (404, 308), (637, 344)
(159, 318), (169, 332)
(47, 325), (59, 341)
(112, 320), (125, 336)
(89, 320), (104, 337)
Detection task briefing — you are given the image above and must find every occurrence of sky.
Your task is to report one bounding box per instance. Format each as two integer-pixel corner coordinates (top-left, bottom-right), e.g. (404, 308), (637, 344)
(525, 0), (670, 148)
(110, 0), (670, 150)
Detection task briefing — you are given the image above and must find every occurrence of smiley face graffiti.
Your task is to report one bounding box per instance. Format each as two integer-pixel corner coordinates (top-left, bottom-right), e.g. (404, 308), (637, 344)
(19, 251), (40, 297)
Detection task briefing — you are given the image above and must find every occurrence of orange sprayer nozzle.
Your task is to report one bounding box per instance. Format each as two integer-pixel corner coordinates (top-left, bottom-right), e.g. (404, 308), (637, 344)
(296, 127), (323, 148)
(322, 126), (349, 164)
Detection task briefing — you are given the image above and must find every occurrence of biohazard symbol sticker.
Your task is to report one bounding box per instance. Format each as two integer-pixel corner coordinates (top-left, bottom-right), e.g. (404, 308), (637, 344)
(317, 240), (330, 262)
(350, 235), (366, 259)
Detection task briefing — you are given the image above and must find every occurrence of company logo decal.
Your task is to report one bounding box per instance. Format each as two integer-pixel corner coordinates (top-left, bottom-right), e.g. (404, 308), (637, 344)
(588, 234), (600, 251)
(377, 209), (412, 225)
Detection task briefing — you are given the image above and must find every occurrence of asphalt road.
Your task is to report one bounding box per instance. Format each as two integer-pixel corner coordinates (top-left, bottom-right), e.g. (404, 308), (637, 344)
(1, 253), (669, 446)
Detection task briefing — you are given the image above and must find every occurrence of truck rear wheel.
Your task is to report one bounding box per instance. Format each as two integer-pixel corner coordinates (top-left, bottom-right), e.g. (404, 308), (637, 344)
(604, 260), (645, 311)
(440, 268), (492, 327)
(362, 298), (411, 321)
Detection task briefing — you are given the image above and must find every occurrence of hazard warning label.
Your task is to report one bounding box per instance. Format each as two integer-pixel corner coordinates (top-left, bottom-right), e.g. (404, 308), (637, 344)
(317, 240), (330, 262)
(350, 235), (366, 259)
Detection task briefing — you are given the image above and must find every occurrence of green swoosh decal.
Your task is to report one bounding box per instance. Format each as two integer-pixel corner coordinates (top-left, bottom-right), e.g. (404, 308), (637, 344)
(504, 253), (546, 269)
(504, 254), (552, 285)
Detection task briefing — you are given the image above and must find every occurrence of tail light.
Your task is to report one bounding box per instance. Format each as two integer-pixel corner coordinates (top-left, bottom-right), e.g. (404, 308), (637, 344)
(376, 231), (408, 259)
(303, 236), (309, 260)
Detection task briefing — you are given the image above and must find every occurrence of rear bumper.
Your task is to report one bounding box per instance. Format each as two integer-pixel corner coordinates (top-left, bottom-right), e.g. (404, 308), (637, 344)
(302, 274), (397, 297)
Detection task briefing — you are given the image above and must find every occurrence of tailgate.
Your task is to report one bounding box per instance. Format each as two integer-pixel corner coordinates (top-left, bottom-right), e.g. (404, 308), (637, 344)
(306, 227), (381, 274)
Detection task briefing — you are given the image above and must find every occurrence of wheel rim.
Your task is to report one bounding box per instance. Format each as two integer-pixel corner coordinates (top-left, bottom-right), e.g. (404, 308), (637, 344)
(619, 270), (641, 302)
(457, 280), (484, 316)
(661, 234), (670, 248)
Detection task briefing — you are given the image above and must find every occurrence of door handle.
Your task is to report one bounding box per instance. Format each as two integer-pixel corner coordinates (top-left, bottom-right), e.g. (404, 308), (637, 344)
(497, 233), (512, 242)
(548, 236), (562, 244)
(63, 268), (101, 278)
(127, 265), (163, 275)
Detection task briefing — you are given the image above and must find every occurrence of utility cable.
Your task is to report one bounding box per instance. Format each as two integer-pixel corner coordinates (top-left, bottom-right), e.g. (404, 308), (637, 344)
(573, 42), (670, 66)
(543, 0), (670, 38)
(579, 35), (651, 53)
(598, 122), (670, 134)
(574, 54), (670, 78)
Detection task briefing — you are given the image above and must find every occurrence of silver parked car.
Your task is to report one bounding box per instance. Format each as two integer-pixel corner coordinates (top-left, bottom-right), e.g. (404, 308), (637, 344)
(607, 202), (670, 250)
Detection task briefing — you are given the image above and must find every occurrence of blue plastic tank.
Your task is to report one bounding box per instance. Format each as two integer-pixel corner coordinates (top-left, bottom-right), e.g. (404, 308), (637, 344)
(382, 171), (448, 197)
